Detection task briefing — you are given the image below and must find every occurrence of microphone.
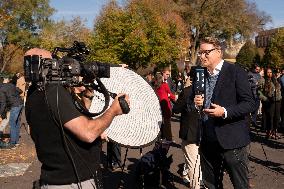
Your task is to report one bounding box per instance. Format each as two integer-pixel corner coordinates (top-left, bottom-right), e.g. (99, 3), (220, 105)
(191, 66), (207, 111)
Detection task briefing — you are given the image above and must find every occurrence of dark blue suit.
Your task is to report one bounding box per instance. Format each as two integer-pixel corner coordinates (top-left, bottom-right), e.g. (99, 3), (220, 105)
(209, 61), (255, 149)
(188, 61), (255, 189)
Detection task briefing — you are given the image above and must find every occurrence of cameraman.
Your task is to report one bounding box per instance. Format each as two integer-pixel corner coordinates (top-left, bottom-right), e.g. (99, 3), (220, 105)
(25, 52), (129, 189)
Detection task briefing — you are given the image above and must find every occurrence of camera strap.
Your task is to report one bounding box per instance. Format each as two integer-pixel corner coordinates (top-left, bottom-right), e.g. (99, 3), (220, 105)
(71, 78), (110, 117)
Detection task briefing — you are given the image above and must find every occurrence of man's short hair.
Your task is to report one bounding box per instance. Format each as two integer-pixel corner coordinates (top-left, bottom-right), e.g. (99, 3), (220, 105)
(200, 37), (222, 50)
(162, 67), (170, 73)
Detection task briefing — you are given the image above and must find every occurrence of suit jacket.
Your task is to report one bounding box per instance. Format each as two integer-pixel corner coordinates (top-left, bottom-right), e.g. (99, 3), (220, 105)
(173, 86), (200, 143)
(187, 61), (255, 150)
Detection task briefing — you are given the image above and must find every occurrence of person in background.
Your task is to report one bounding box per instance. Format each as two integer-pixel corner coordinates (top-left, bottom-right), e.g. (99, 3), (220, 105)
(0, 77), (24, 149)
(175, 72), (184, 96)
(155, 73), (176, 142)
(184, 64), (191, 81)
(106, 142), (121, 171)
(11, 72), (20, 86)
(247, 65), (262, 128)
(0, 78), (10, 140)
(16, 73), (26, 101)
(145, 72), (155, 88)
(280, 68), (284, 128)
(259, 68), (282, 139)
(162, 67), (176, 94)
(173, 77), (202, 189)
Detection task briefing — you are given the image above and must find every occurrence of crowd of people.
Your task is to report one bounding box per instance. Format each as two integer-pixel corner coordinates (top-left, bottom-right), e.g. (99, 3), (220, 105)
(0, 36), (283, 189)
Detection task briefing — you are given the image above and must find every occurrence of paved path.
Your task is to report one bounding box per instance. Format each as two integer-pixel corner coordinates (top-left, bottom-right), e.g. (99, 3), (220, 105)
(0, 114), (283, 189)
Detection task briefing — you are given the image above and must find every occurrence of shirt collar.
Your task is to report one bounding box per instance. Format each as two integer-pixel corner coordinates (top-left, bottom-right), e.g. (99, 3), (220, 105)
(209, 59), (224, 76)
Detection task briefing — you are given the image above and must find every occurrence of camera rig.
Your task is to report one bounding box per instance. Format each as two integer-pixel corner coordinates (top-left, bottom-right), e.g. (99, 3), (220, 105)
(24, 41), (129, 117)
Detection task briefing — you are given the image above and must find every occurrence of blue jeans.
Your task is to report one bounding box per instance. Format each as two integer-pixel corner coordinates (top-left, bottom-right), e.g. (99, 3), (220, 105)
(9, 105), (23, 144)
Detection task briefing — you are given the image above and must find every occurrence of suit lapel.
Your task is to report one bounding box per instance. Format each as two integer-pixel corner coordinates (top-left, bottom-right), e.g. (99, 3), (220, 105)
(212, 62), (230, 102)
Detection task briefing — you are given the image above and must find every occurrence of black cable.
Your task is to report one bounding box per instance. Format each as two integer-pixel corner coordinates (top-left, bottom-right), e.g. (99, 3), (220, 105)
(44, 82), (107, 189)
(63, 134), (101, 189)
(43, 84), (83, 189)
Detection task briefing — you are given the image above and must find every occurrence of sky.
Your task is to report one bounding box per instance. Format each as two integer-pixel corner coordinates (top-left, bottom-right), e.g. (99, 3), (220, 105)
(50, 0), (284, 29)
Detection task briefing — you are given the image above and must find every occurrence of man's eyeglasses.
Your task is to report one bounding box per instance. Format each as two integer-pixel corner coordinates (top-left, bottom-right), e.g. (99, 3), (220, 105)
(197, 48), (217, 56)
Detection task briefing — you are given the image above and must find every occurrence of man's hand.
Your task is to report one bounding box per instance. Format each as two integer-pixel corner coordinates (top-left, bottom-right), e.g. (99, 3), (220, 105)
(119, 64), (128, 68)
(194, 94), (204, 108)
(100, 131), (109, 142)
(110, 93), (130, 115)
(203, 103), (225, 117)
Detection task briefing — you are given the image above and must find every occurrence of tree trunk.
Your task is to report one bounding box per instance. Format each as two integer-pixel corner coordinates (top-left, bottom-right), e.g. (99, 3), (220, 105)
(189, 28), (200, 65)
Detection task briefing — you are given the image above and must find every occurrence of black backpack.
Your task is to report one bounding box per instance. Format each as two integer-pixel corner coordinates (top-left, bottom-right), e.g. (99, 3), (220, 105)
(136, 141), (173, 188)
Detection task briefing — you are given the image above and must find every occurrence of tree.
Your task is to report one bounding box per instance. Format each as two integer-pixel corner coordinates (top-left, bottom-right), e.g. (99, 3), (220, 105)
(89, 0), (189, 70)
(0, 0), (54, 48)
(176, 0), (271, 64)
(262, 28), (284, 69)
(0, 0), (54, 73)
(39, 17), (92, 52)
(1, 44), (24, 74)
(236, 40), (259, 69)
(0, 0), (12, 29)
(89, 1), (127, 65)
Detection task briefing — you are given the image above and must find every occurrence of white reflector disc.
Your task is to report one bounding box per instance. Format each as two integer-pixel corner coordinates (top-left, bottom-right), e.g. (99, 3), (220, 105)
(89, 67), (162, 148)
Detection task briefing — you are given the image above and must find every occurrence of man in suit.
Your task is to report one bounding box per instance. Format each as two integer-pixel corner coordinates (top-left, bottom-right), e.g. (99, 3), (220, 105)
(192, 37), (255, 189)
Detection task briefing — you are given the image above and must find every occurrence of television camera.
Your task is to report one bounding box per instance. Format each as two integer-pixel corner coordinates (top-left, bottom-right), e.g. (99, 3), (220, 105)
(24, 41), (129, 117)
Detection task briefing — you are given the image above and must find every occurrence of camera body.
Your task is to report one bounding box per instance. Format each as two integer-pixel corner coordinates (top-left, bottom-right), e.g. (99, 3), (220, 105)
(24, 41), (110, 87)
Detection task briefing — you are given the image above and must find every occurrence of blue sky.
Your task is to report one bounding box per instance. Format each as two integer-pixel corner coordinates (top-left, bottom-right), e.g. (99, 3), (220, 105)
(50, 0), (284, 29)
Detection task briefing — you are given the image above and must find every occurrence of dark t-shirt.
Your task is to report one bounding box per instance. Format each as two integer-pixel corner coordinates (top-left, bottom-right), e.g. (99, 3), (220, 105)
(25, 84), (101, 185)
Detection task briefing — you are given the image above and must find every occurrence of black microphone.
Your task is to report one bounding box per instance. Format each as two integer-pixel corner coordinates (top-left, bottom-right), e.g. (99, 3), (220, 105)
(191, 66), (207, 110)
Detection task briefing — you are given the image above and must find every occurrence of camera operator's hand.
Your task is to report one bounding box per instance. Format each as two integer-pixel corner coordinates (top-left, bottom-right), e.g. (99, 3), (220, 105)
(110, 93), (130, 115)
(100, 131), (109, 142)
(119, 64), (128, 68)
(203, 103), (226, 118)
(194, 94), (204, 109)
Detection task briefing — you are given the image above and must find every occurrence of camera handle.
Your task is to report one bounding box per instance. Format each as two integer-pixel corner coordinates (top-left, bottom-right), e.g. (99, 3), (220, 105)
(109, 92), (130, 114)
(73, 78), (130, 117)
(73, 78), (110, 117)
